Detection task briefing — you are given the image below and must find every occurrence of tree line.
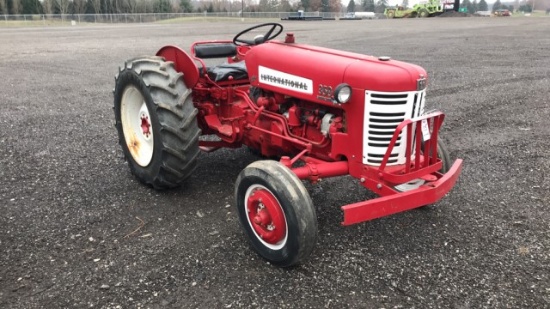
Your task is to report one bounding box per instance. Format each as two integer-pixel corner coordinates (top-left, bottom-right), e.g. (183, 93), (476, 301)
(345, 0), (536, 14)
(459, 0), (488, 13)
(0, 0), (189, 15)
(345, 0), (388, 13)
(460, 0), (534, 13)
(0, 0), (346, 15)
(344, 0), (391, 14)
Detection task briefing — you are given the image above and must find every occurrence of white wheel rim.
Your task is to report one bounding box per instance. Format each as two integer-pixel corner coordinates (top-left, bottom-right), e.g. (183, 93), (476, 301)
(394, 178), (425, 192)
(244, 184), (288, 251)
(120, 85), (154, 167)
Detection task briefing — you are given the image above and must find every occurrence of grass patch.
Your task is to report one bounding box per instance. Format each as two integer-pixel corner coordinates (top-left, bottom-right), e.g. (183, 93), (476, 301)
(155, 16), (280, 24)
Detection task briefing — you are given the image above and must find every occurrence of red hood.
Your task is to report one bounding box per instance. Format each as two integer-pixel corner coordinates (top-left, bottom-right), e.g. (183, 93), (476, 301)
(245, 41), (427, 104)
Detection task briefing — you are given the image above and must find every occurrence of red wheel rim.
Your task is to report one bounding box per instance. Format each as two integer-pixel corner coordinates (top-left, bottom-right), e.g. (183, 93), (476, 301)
(245, 186), (287, 248)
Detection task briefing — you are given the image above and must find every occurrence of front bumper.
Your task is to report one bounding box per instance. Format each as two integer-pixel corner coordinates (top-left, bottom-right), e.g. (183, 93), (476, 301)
(341, 159), (463, 226)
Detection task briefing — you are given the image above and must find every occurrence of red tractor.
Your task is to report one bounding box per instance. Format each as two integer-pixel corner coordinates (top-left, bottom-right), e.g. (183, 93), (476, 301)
(113, 23), (462, 267)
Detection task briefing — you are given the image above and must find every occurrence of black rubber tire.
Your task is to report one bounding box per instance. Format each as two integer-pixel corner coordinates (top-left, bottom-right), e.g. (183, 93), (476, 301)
(419, 9), (429, 18)
(435, 139), (451, 173)
(114, 57), (200, 189)
(422, 139), (451, 173)
(388, 11), (395, 18)
(235, 160), (317, 267)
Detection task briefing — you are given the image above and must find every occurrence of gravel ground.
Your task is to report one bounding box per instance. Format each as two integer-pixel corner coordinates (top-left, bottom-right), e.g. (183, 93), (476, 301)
(0, 17), (549, 308)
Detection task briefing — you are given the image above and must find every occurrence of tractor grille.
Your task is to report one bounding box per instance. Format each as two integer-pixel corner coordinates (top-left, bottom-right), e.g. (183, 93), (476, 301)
(363, 90), (425, 166)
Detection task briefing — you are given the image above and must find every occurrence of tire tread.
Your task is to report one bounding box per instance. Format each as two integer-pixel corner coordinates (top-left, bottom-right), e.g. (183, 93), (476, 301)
(114, 57), (200, 189)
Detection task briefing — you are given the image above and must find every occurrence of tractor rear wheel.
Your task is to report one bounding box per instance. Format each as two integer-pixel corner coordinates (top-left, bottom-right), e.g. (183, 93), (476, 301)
(235, 161), (318, 267)
(114, 57), (200, 189)
(419, 9), (430, 17)
(388, 11), (395, 18)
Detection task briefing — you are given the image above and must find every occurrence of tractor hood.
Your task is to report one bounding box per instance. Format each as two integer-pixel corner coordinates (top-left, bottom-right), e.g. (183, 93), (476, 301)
(245, 41), (427, 104)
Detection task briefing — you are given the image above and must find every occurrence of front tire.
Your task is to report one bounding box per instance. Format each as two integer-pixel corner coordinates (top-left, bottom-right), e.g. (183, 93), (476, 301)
(114, 57), (200, 189)
(235, 161), (318, 267)
(434, 139), (451, 173)
(395, 139), (451, 192)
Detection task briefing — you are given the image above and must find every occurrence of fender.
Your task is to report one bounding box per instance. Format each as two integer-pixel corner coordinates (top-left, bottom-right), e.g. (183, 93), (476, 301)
(156, 45), (199, 88)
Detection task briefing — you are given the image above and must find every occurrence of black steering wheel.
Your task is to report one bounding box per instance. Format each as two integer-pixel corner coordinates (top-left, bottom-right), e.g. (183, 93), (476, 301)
(233, 23), (284, 46)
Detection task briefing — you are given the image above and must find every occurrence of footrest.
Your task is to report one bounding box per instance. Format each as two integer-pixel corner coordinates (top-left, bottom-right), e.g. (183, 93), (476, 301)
(204, 114), (233, 137)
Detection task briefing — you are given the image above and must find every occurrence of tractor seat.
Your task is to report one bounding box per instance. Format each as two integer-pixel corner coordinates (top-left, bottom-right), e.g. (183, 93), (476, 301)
(194, 43), (248, 82)
(206, 61), (248, 82)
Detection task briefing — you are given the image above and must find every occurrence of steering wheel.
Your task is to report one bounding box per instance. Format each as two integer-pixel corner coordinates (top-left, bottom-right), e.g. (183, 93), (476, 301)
(233, 23), (284, 46)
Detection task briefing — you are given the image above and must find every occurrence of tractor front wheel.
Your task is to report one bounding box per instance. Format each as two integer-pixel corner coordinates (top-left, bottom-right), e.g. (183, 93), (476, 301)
(235, 161), (318, 267)
(419, 9), (430, 17)
(395, 139), (451, 192)
(434, 139), (451, 173)
(114, 57), (200, 189)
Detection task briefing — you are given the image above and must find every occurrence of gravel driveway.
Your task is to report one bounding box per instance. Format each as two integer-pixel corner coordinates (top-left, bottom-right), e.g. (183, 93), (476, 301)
(0, 17), (549, 308)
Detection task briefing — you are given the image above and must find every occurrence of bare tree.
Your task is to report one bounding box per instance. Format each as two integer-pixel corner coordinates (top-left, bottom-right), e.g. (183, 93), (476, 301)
(124, 0), (138, 13)
(91, 0), (101, 21)
(309, 0), (322, 10)
(55, 0), (70, 20)
(280, 0), (292, 11)
(329, 0), (341, 11)
(42, 0), (53, 15)
(136, 0), (147, 12)
(11, 0), (22, 14)
(111, 0), (120, 13)
(73, 0), (87, 14)
(0, 0), (7, 15)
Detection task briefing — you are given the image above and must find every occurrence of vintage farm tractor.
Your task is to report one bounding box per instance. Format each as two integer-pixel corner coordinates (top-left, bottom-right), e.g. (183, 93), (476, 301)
(113, 23), (463, 267)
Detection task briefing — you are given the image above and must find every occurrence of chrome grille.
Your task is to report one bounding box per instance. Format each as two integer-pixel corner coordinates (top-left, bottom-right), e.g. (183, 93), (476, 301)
(363, 90), (425, 166)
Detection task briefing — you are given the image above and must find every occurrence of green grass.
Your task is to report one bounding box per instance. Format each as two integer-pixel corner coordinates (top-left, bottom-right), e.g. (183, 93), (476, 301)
(0, 18), (86, 27)
(511, 10), (549, 17)
(0, 16), (281, 27)
(154, 16), (280, 24)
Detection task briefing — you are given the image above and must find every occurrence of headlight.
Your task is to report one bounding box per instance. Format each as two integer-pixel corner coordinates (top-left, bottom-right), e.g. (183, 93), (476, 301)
(334, 83), (351, 104)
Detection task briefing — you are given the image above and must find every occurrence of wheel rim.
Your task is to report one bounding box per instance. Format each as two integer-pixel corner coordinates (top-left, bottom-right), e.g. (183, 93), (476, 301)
(120, 85), (154, 167)
(244, 184), (288, 250)
(394, 178), (426, 192)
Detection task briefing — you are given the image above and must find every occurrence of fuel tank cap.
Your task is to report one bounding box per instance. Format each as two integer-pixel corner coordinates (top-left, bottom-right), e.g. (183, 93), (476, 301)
(378, 56), (391, 61)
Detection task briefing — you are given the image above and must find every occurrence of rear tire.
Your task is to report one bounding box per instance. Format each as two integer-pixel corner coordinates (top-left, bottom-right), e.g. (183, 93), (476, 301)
(114, 57), (200, 189)
(419, 9), (429, 17)
(235, 161), (317, 267)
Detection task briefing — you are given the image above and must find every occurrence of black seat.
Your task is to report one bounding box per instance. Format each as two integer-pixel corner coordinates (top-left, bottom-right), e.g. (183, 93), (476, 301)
(206, 61), (248, 82)
(194, 43), (237, 59)
(194, 43), (248, 82)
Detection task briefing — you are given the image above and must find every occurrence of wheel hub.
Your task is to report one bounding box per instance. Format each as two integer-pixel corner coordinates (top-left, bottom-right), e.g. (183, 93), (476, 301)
(246, 189), (286, 245)
(140, 114), (151, 138)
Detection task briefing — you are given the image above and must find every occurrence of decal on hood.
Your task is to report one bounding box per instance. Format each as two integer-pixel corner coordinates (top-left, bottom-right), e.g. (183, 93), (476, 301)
(259, 66), (313, 95)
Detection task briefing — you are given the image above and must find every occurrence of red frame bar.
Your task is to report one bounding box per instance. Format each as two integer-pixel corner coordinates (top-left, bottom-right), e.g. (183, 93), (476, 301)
(292, 161), (349, 181)
(377, 112), (445, 184)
